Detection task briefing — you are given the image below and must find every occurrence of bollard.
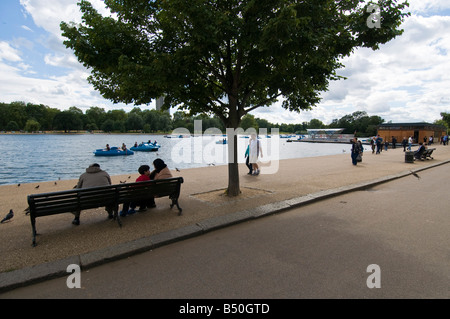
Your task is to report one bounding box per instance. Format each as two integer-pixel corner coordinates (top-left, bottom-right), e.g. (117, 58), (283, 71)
(405, 151), (414, 163)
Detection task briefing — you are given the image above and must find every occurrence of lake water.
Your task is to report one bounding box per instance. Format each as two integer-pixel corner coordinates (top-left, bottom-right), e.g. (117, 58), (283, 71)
(0, 134), (357, 185)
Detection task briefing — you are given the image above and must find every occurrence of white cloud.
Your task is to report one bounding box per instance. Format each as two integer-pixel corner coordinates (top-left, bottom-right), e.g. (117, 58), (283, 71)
(0, 42), (22, 62)
(302, 13), (450, 124)
(44, 52), (83, 70)
(20, 0), (114, 38)
(408, 0), (450, 14)
(1, 0), (449, 126)
(21, 25), (33, 32)
(20, 0), (83, 36)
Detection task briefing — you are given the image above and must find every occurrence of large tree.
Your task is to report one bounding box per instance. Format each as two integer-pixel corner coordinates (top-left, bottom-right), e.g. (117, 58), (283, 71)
(61, 0), (409, 196)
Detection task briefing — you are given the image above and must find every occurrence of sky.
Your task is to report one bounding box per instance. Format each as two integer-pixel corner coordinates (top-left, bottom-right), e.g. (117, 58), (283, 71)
(1, 0), (450, 126)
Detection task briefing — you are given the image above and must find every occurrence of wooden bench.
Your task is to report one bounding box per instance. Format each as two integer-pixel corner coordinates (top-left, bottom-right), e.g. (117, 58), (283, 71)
(27, 177), (184, 246)
(422, 148), (435, 160)
(414, 148), (435, 161)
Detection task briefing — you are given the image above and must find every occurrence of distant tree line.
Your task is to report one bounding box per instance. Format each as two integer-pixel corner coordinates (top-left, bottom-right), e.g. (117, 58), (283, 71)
(0, 101), (174, 133)
(239, 111), (385, 137)
(1, 101), (447, 136)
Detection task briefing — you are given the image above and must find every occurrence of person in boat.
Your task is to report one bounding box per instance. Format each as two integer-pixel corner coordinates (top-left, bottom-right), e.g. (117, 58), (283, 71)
(72, 163), (112, 225)
(134, 142), (138, 147)
(122, 143), (127, 151)
(105, 144), (110, 151)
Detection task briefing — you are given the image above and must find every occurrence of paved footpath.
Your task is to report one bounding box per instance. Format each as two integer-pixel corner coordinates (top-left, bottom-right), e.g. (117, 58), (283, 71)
(1, 158), (449, 299)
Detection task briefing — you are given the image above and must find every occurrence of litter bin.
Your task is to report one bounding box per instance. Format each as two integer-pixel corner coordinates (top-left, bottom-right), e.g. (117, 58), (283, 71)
(405, 151), (414, 163)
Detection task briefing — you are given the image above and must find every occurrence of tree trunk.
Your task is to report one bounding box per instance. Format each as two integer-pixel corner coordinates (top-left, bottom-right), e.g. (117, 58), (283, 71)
(227, 130), (240, 196)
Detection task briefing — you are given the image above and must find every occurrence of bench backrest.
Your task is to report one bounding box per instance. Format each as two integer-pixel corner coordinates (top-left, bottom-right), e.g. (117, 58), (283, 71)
(28, 177), (183, 218)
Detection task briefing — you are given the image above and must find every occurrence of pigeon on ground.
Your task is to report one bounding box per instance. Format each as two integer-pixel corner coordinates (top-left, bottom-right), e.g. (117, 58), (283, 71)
(24, 207), (30, 215)
(17, 183), (21, 187)
(176, 168), (180, 172)
(411, 171), (421, 179)
(1, 210), (14, 223)
(35, 185), (39, 189)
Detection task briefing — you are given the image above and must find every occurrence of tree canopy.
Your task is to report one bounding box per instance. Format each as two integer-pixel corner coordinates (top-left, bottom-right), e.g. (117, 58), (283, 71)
(61, 0), (409, 195)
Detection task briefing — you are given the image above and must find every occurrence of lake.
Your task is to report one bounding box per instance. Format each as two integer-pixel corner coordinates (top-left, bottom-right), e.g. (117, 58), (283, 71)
(0, 133), (356, 185)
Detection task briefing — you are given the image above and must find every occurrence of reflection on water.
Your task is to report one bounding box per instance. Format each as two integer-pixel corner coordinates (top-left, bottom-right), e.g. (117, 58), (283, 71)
(0, 134), (353, 185)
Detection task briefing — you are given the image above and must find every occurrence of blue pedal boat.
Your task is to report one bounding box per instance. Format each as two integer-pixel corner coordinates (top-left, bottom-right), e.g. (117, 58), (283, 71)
(94, 147), (134, 156)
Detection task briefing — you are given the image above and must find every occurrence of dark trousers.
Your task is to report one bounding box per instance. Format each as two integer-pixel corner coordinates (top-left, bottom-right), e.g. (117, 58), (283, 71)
(122, 197), (155, 212)
(246, 156), (252, 173)
(351, 152), (358, 165)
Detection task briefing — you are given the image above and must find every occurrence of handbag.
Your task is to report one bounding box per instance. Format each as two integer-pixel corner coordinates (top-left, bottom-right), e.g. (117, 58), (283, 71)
(356, 152), (362, 162)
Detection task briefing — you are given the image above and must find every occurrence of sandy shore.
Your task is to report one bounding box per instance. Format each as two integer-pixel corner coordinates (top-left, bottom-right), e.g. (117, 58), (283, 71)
(1, 144), (449, 273)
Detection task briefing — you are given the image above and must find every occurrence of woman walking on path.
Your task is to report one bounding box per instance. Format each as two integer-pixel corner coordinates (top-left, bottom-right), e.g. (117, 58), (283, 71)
(351, 137), (362, 166)
(249, 133), (263, 175)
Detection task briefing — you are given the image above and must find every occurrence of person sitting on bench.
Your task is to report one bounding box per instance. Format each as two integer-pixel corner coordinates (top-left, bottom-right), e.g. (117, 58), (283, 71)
(414, 142), (426, 160)
(120, 164), (153, 216)
(73, 163), (112, 225)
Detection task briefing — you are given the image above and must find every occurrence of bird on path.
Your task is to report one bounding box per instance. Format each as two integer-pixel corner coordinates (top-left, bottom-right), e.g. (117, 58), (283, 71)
(17, 183), (21, 187)
(411, 171), (421, 179)
(24, 207), (30, 215)
(35, 185), (39, 189)
(1, 210), (14, 223)
(176, 168), (180, 172)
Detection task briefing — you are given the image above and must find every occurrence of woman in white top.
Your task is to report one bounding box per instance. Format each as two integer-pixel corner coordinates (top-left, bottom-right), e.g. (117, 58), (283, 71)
(248, 133), (263, 175)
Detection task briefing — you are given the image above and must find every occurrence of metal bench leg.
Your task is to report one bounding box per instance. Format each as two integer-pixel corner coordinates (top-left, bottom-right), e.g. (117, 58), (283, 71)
(170, 199), (183, 216)
(31, 217), (37, 247)
(113, 206), (122, 227)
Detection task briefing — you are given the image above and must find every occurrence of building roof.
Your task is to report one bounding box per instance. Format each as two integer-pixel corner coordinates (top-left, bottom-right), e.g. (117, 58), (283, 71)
(307, 128), (345, 135)
(378, 122), (446, 130)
